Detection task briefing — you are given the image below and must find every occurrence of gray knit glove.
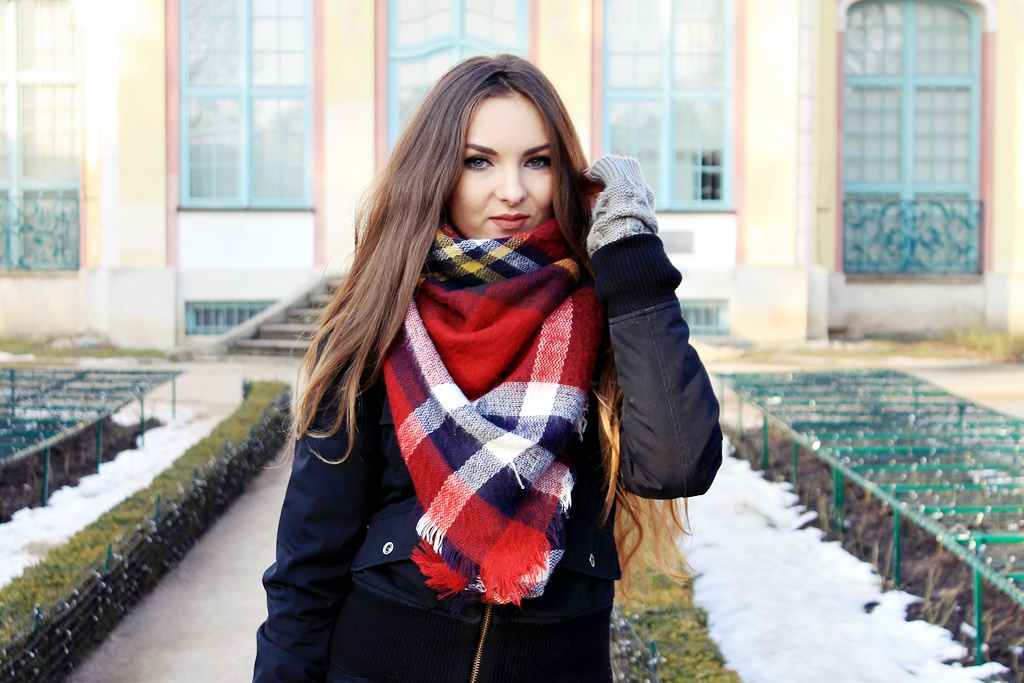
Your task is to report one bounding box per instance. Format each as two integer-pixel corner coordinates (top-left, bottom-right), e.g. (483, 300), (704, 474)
(585, 155), (658, 257)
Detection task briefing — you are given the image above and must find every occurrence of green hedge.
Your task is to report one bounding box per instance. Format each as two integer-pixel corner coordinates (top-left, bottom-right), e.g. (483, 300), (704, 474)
(0, 381), (289, 682)
(617, 568), (742, 683)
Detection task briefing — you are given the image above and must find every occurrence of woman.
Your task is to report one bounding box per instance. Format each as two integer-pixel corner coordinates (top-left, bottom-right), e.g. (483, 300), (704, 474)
(254, 54), (722, 683)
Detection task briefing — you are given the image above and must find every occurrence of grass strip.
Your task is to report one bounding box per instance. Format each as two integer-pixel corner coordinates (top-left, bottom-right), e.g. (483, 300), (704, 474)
(0, 337), (170, 360)
(617, 566), (742, 683)
(0, 381), (287, 644)
(940, 329), (1024, 363)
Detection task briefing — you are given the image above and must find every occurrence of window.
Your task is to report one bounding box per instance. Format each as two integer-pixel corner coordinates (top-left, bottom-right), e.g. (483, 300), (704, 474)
(180, 0), (312, 209)
(0, 0), (80, 271)
(843, 1), (980, 274)
(388, 0), (529, 146)
(679, 299), (728, 336)
(185, 300), (273, 335)
(603, 0), (733, 211)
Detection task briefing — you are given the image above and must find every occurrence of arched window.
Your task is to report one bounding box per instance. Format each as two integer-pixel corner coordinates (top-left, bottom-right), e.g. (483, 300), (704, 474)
(387, 0), (529, 146)
(602, 0), (733, 211)
(180, 0), (314, 209)
(842, 0), (981, 274)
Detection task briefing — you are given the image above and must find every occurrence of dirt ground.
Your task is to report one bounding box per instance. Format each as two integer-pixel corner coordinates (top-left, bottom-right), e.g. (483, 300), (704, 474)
(0, 417), (160, 524)
(726, 423), (1024, 682)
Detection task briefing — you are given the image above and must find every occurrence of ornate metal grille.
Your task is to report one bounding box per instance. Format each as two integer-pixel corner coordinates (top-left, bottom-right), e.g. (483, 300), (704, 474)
(843, 197), (981, 275)
(0, 194), (79, 271)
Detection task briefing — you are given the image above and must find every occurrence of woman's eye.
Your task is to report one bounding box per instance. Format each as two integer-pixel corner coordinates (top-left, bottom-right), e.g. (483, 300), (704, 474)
(465, 156), (490, 169)
(526, 156), (551, 169)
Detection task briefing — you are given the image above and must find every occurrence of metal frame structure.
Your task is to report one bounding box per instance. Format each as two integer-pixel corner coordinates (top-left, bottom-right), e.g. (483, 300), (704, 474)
(720, 369), (1024, 665)
(0, 368), (182, 506)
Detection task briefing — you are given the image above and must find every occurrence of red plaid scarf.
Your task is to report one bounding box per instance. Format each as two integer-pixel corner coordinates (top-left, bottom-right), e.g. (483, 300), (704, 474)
(382, 219), (603, 606)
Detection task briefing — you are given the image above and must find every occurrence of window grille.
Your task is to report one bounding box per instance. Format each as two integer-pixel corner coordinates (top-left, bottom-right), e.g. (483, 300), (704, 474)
(184, 301), (274, 336)
(843, 1), (980, 274)
(679, 299), (728, 336)
(0, 0), (80, 272)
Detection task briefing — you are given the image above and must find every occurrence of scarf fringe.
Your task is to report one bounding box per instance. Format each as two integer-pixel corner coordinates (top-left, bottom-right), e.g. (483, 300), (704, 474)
(559, 468), (574, 515)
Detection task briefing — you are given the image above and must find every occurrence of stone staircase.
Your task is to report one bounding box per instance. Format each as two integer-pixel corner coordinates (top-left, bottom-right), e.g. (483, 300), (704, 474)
(230, 279), (340, 358)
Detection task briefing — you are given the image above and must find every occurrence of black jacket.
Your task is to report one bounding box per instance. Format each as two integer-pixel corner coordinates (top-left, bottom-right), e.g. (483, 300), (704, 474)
(254, 234), (722, 683)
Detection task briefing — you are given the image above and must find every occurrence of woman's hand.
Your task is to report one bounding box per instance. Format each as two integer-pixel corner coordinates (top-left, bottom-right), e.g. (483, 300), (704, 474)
(582, 155), (658, 258)
(580, 168), (604, 213)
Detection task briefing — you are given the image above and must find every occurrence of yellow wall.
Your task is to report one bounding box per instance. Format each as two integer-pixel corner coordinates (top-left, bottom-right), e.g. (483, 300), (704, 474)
(322, 0), (376, 271)
(742, 0), (800, 268)
(815, 1), (839, 272)
(81, 32), (102, 271)
(535, 0), (593, 161)
(993, 0), (1023, 271)
(117, 0), (166, 267)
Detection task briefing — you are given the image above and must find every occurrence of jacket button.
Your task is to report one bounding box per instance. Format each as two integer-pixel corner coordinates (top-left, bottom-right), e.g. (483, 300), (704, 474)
(589, 553), (596, 567)
(383, 542), (394, 555)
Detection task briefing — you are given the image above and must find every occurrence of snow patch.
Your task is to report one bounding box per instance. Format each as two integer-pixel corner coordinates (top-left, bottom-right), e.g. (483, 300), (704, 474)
(0, 404), (229, 588)
(683, 435), (1007, 683)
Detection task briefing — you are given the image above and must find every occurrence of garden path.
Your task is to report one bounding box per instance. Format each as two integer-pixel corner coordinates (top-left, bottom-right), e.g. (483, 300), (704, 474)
(66, 357), (297, 683)
(64, 351), (1024, 683)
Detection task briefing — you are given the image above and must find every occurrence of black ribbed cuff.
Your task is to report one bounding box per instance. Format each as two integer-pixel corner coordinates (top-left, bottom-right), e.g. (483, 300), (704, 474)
(590, 233), (682, 318)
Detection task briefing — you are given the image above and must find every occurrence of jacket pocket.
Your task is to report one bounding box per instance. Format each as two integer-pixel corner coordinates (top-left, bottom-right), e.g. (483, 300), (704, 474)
(351, 498), (419, 571)
(559, 515), (622, 580)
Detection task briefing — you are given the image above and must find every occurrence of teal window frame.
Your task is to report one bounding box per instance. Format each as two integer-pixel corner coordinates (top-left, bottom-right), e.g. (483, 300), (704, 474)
(179, 0), (314, 210)
(842, 0), (982, 275)
(0, 0), (80, 198)
(843, 0), (981, 204)
(387, 0), (530, 148)
(602, 0), (735, 212)
(184, 300), (274, 335)
(679, 299), (729, 336)
(0, 0), (81, 272)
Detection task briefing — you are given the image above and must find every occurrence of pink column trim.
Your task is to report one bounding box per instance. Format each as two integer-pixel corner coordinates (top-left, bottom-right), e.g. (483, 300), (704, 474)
(166, 0), (180, 268)
(374, 0), (388, 171)
(590, 0), (603, 161)
(979, 32), (995, 273)
(835, 31), (845, 272)
(733, 0), (746, 266)
(312, 0), (326, 267)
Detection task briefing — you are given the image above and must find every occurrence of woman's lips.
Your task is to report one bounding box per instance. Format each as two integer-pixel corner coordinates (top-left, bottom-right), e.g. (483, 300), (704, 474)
(490, 214), (529, 231)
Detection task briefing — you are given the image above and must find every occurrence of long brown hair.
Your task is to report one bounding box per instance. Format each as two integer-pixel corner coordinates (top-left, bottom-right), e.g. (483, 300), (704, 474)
(293, 54), (685, 587)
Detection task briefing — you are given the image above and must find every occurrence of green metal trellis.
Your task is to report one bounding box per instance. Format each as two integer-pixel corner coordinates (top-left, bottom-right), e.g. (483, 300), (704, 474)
(720, 369), (1024, 666)
(0, 369), (182, 506)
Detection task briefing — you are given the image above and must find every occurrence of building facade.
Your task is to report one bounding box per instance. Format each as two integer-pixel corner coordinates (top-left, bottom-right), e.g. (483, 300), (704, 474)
(0, 0), (1021, 348)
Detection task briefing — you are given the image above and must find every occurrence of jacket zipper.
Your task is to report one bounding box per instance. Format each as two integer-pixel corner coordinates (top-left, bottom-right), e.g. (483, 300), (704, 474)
(469, 604), (494, 683)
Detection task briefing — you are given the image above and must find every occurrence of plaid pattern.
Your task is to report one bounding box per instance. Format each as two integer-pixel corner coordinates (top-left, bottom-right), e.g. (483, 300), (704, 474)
(383, 219), (603, 606)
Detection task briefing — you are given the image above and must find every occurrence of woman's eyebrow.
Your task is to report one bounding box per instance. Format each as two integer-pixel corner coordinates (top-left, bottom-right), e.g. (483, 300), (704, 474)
(465, 143), (551, 155)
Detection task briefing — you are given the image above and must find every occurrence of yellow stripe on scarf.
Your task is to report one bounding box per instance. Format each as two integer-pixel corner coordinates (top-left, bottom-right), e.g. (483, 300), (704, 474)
(430, 233), (527, 283)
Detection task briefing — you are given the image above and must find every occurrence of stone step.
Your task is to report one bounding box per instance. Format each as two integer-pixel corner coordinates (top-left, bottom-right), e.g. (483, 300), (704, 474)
(232, 338), (312, 357)
(288, 307), (323, 324)
(310, 293), (333, 308)
(259, 323), (314, 340)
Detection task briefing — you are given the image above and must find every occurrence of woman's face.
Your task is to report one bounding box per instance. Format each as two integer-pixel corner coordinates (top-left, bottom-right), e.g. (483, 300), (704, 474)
(447, 94), (555, 240)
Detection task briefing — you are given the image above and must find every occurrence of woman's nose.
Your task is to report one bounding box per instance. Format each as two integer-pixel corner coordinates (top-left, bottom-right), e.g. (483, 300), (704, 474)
(496, 168), (527, 205)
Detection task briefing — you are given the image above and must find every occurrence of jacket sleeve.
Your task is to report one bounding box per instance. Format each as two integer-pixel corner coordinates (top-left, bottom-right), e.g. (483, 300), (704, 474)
(590, 233), (723, 499)
(254, 382), (384, 683)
